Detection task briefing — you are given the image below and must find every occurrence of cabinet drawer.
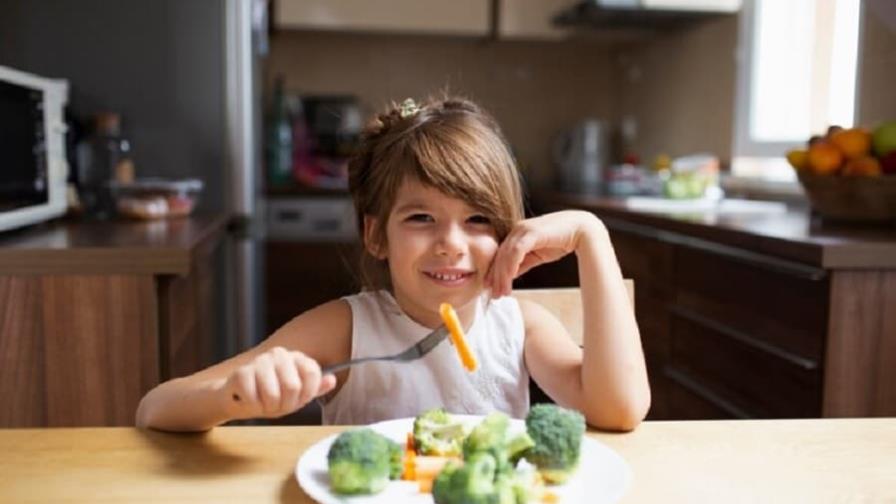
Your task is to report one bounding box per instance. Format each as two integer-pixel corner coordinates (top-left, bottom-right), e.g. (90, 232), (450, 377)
(609, 228), (673, 298)
(668, 309), (823, 418)
(673, 245), (828, 362)
(665, 369), (738, 420)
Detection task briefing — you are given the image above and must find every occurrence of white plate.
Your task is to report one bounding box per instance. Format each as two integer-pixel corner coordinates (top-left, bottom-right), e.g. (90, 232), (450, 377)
(295, 415), (631, 503)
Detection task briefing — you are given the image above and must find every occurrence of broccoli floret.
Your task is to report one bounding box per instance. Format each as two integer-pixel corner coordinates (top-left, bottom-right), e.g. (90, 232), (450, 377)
(522, 404), (586, 484)
(327, 428), (400, 494)
(462, 412), (510, 460)
(462, 412), (533, 473)
(432, 453), (504, 504)
(388, 437), (403, 480)
(414, 408), (467, 456)
(435, 413), (545, 504)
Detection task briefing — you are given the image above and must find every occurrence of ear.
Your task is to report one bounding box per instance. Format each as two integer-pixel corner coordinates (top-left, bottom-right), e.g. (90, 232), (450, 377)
(363, 215), (387, 260)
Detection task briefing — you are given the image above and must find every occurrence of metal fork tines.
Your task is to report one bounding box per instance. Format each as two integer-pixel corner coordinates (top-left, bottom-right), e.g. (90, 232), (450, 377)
(322, 326), (450, 374)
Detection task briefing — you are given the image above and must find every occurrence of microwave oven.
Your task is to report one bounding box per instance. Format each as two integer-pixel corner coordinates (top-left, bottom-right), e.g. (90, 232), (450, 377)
(0, 65), (69, 232)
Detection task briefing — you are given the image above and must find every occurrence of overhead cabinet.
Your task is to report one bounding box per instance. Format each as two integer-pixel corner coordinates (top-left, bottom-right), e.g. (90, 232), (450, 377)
(275, 0), (491, 36)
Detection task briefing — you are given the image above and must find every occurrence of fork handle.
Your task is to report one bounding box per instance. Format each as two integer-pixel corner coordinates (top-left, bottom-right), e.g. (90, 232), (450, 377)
(321, 356), (386, 374)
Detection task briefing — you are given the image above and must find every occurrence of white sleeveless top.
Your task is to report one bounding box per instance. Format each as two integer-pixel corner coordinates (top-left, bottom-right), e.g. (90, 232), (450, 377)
(321, 290), (530, 425)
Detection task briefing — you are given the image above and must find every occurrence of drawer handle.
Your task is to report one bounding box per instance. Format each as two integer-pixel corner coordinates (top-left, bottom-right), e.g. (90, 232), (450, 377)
(670, 305), (819, 371)
(601, 216), (827, 281)
(664, 366), (753, 419)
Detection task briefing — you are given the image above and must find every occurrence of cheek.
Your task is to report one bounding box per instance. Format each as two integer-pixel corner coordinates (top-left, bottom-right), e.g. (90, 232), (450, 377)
(473, 236), (500, 263)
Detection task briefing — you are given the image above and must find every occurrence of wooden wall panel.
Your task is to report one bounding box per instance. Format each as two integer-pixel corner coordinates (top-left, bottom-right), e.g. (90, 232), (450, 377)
(824, 271), (896, 417)
(0, 277), (47, 427)
(40, 275), (158, 427)
(1, 275), (159, 427)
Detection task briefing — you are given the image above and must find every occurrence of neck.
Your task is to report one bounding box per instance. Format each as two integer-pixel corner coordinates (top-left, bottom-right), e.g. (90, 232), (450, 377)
(390, 289), (480, 331)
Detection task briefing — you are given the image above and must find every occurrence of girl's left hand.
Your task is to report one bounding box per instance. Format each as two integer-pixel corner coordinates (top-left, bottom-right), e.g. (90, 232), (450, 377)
(485, 210), (602, 298)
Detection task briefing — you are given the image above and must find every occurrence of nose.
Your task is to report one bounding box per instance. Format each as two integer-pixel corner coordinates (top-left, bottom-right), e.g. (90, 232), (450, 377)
(435, 221), (467, 258)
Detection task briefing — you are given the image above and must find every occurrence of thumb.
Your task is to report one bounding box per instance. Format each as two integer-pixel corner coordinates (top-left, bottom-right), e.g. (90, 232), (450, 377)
(318, 373), (337, 396)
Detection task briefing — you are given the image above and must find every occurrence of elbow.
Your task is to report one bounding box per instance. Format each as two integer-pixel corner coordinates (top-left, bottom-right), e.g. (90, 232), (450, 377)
(135, 391), (154, 428)
(585, 390), (651, 433)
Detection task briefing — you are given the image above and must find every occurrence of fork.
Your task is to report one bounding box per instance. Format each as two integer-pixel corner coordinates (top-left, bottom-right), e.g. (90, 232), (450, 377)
(321, 325), (449, 374)
(231, 325), (450, 402)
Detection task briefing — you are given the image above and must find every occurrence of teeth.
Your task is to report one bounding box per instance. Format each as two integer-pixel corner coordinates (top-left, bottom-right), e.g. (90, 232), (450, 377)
(430, 272), (466, 281)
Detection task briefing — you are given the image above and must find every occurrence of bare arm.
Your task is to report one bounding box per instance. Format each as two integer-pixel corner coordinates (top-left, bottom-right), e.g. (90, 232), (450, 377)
(135, 299), (352, 432)
(488, 210), (651, 430)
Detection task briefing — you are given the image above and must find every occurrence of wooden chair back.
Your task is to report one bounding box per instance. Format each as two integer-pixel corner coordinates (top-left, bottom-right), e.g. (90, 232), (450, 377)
(511, 280), (634, 346)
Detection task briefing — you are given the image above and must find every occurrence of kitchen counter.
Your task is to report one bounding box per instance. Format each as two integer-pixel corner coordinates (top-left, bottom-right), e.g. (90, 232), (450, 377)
(530, 192), (896, 421)
(1, 419), (893, 503)
(535, 192), (896, 268)
(0, 214), (229, 275)
(0, 214), (229, 427)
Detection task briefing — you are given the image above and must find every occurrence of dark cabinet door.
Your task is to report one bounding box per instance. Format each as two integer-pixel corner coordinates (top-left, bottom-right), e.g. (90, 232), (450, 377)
(265, 240), (361, 334)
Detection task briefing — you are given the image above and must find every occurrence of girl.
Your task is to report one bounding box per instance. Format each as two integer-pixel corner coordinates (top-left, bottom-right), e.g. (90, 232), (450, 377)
(136, 96), (650, 432)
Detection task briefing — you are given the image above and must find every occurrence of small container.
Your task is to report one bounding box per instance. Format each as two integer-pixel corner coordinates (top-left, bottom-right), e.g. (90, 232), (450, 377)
(108, 178), (203, 219)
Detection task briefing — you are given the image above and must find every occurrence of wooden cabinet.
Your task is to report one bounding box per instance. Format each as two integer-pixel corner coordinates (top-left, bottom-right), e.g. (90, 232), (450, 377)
(265, 240), (361, 334)
(0, 216), (227, 427)
(274, 0), (490, 36)
(531, 193), (896, 420)
(498, 0), (575, 40)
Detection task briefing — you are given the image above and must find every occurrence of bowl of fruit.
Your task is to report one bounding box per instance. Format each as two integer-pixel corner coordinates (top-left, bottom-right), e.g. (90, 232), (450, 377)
(787, 121), (896, 222)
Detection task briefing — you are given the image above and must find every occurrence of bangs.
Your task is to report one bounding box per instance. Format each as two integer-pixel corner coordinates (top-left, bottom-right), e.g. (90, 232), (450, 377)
(403, 120), (522, 239)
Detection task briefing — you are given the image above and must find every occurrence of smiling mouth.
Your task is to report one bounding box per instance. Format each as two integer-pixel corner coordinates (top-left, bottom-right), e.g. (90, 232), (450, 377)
(423, 271), (475, 282)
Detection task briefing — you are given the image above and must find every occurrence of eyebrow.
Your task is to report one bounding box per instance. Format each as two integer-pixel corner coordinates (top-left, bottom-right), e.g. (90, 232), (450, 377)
(393, 201), (431, 214)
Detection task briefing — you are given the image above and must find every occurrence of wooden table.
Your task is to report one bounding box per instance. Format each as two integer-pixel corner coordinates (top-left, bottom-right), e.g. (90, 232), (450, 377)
(1, 419), (893, 503)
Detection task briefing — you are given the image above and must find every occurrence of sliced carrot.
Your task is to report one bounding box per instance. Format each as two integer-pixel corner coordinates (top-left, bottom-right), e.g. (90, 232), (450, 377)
(439, 303), (478, 372)
(406, 432), (416, 452)
(543, 491), (559, 503)
(418, 477), (435, 493)
(402, 449), (416, 481)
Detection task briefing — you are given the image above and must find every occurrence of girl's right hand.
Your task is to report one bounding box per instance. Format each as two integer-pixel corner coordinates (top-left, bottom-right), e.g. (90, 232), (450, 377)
(222, 346), (337, 420)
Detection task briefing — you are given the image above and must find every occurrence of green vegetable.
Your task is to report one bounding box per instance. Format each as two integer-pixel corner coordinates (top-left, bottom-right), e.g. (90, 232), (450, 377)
(463, 412), (534, 471)
(326, 428), (401, 495)
(522, 404), (586, 484)
(432, 453), (515, 504)
(414, 408), (468, 456)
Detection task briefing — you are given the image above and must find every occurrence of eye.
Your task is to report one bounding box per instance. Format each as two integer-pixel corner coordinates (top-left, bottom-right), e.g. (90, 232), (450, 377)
(468, 214), (492, 225)
(406, 213), (434, 223)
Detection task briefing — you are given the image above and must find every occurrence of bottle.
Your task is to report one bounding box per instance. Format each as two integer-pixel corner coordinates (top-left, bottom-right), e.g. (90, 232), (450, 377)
(80, 112), (126, 218)
(114, 140), (135, 184)
(266, 76), (293, 187)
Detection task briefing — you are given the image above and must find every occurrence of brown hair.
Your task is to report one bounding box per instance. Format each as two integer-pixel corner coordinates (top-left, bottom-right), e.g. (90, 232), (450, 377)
(348, 95), (524, 291)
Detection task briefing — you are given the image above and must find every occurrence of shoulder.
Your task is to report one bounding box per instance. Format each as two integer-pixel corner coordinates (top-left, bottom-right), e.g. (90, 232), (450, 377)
(266, 298), (352, 367)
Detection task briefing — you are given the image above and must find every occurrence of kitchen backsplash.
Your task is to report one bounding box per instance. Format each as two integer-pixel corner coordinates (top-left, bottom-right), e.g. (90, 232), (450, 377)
(263, 31), (617, 189)
(265, 8), (895, 189)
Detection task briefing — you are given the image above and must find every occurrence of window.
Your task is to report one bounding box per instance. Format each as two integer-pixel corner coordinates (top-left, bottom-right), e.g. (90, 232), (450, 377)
(731, 0), (861, 181)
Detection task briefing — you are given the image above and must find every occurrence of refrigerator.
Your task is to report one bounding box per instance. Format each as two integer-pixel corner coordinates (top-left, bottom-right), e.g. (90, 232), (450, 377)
(0, 0), (269, 355)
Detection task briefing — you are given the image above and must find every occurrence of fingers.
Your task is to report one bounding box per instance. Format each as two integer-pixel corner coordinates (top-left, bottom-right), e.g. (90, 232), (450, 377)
(294, 353), (321, 407)
(489, 227), (536, 298)
(228, 347), (334, 419)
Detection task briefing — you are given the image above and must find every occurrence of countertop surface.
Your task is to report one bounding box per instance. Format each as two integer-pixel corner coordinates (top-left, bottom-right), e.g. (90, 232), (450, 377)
(0, 214), (229, 275)
(1, 418), (893, 503)
(536, 192), (896, 268)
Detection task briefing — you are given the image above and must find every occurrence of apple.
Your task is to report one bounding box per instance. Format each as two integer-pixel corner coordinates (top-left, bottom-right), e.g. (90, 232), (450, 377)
(872, 121), (896, 157)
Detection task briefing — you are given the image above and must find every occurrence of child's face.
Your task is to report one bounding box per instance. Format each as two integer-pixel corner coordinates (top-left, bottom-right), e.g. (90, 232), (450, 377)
(371, 178), (499, 327)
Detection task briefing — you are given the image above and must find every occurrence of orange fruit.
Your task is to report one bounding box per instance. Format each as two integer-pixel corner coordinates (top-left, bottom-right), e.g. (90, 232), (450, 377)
(842, 156), (882, 177)
(807, 142), (844, 175)
(786, 149), (809, 170)
(829, 128), (872, 159)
